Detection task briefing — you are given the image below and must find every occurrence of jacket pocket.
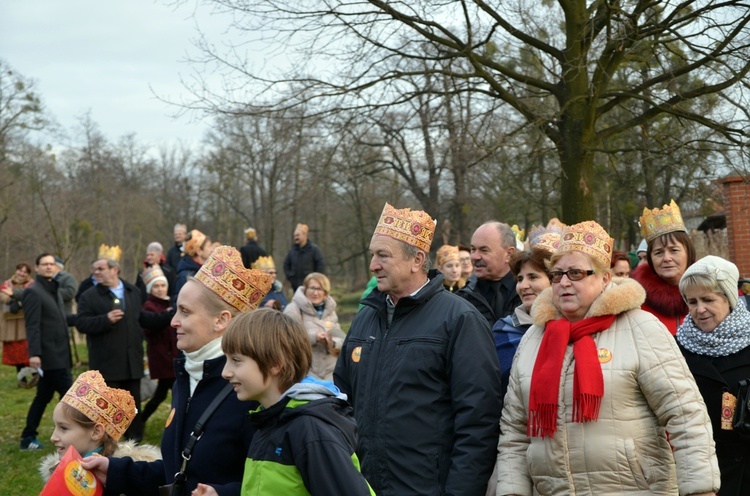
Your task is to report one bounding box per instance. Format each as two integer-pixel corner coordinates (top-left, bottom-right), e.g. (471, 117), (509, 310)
(395, 336), (446, 364)
(623, 437), (650, 490)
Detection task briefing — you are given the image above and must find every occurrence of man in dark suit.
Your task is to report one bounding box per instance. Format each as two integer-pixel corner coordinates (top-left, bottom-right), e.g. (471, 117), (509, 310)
(77, 255), (145, 442)
(20, 253), (73, 451)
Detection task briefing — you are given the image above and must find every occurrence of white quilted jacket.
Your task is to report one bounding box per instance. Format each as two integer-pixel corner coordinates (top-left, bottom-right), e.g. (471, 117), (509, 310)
(496, 277), (720, 496)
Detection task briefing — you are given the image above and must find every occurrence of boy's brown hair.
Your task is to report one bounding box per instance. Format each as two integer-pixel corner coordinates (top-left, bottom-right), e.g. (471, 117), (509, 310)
(222, 308), (312, 392)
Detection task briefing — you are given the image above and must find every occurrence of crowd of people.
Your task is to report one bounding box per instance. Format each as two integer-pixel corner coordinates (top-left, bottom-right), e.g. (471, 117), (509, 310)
(5, 198), (750, 496)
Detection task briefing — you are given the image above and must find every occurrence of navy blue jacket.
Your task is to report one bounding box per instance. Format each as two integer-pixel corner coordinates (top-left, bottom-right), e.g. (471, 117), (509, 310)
(334, 271), (503, 496)
(105, 355), (257, 496)
(283, 242), (325, 290)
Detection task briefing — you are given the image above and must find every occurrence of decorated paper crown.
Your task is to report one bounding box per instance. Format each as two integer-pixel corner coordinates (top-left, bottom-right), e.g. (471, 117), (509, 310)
(373, 203), (436, 253)
(511, 225), (525, 243)
(142, 265), (165, 285)
(295, 223), (309, 234)
(557, 221), (614, 266)
(184, 229), (207, 257)
(251, 256), (276, 272)
(639, 199), (687, 242)
(195, 246), (273, 312)
(435, 245), (460, 268)
(61, 370), (137, 441)
(98, 244), (122, 263)
(244, 227), (257, 239)
(528, 219), (566, 252)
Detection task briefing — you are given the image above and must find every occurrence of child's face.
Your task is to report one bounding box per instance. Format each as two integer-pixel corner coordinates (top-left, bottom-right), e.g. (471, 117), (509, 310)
(222, 353), (281, 408)
(50, 403), (101, 457)
(150, 280), (168, 300)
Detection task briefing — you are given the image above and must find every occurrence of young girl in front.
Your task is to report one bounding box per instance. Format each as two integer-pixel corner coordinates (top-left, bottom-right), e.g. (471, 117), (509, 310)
(39, 370), (160, 482)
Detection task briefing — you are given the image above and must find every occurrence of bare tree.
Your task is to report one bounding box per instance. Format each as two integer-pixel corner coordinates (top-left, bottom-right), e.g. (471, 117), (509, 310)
(178, 0), (750, 223)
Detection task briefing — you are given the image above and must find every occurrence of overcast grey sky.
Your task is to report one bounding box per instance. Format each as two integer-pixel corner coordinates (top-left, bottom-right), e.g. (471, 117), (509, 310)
(1, 0), (231, 149)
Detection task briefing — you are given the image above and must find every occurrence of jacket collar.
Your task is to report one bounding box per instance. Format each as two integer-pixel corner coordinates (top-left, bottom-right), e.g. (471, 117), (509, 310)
(532, 276), (646, 327)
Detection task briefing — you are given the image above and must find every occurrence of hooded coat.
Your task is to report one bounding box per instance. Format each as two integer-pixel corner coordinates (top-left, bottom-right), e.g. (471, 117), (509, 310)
(241, 378), (374, 495)
(496, 277), (720, 496)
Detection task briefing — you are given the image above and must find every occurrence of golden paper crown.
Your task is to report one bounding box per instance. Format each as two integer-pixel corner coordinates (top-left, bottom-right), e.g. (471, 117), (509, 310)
(98, 244), (122, 263)
(639, 199), (686, 242)
(195, 246), (273, 312)
(61, 371), (137, 441)
(528, 219), (565, 252)
(142, 266), (166, 286)
(435, 245), (460, 268)
(244, 227), (257, 239)
(251, 256), (276, 272)
(184, 229), (207, 257)
(557, 221), (614, 266)
(511, 225), (525, 243)
(295, 223), (309, 234)
(373, 203), (436, 253)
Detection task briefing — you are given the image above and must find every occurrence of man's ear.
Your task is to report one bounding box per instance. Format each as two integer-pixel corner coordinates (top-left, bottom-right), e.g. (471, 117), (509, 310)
(412, 250), (426, 274)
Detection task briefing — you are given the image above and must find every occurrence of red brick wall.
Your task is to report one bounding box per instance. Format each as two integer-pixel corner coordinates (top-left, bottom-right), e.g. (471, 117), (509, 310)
(723, 176), (750, 278)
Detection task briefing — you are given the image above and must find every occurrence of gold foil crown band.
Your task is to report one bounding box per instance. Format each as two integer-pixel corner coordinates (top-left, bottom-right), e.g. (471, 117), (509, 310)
(639, 199), (686, 242)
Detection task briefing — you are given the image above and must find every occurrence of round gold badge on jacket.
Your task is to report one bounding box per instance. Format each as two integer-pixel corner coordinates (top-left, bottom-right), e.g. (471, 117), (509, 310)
(598, 348), (612, 363)
(352, 346), (362, 363)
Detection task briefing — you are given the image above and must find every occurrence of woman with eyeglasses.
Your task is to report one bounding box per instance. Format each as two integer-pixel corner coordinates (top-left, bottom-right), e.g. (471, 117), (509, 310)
(496, 220), (719, 496)
(631, 200), (696, 335)
(284, 272), (345, 381)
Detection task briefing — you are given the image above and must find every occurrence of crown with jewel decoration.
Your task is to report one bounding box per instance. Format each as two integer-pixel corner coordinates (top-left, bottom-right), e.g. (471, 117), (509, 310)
(195, 246), (273, 312)
(639, 199), (686, 242)
(251, 256), (276, 272)
(62, 370), (137, 441)
(528, 219), (565, 252)
(557, 221), (614, 266)
(373, 203), (436, 253)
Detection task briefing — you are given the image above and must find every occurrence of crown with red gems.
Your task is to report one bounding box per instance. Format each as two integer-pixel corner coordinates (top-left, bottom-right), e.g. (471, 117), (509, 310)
(61, 371), (136, 441)
(639, 199), (686, 242)
(557, 221), (614, 266)
(373, 203), (436, 252)
(195, 246), (273, 312)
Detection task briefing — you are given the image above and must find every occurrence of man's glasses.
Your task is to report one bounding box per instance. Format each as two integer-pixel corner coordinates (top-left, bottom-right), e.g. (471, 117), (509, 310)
(550, 269), (595, 283)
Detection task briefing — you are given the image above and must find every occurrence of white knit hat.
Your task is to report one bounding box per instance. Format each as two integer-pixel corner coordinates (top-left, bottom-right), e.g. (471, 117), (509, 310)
(679, 255), (739, 309)
(636, 239), (648, 254)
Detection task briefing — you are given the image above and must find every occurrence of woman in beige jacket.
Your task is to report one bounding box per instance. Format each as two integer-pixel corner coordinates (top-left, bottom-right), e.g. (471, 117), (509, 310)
(284, 272), (345, 381)
(496, 221), (719, 496)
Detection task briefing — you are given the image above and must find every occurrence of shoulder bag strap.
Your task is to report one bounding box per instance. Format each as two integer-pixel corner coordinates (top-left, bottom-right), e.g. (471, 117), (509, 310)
(174, 382), (235, 482)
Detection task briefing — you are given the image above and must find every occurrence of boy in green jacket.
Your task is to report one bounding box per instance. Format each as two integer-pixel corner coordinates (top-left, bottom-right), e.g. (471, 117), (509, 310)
(193, 308), (374, 496)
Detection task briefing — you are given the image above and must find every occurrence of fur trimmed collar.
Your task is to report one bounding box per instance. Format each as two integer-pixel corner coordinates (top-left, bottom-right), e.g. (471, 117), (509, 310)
(39, 440), (161, 483)
(531, 276), (646, 327)
(631, 263), (687, 317)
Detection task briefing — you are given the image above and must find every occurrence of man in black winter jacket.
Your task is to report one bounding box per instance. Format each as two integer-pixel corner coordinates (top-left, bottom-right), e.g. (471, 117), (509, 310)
(334, 203), (503, 496)
(20, 253), (74, 451)
(457, 221), (521, 324)
(283, 223), (325, 291)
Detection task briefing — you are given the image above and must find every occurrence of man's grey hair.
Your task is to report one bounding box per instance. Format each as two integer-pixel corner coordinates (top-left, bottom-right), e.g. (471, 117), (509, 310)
(400, 241), (432, 274)
(174, 223), (187, 232)
(98, 258), (120, 271)
(481, 221), (516, 249)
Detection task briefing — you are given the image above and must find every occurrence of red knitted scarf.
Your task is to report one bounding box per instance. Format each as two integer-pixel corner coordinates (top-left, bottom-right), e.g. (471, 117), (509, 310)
(527, 314), (616, 438)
